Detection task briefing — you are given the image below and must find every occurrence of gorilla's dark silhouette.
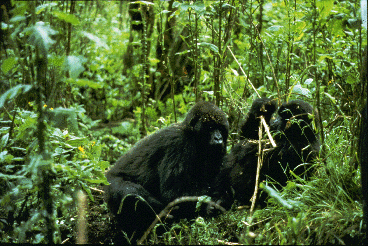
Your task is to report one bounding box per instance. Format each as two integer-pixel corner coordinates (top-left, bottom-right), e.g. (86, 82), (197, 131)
(222, 99), (320, 205)
(104, 101), (229, 242)
(239, 97), (278, 140)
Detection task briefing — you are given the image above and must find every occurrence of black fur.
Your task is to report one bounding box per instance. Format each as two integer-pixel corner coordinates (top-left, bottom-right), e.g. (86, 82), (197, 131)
(223, 99), (320, 205)
(268, 99), (321, 177)
(239, 97), (278, 140)
(104, 101), (229, 242)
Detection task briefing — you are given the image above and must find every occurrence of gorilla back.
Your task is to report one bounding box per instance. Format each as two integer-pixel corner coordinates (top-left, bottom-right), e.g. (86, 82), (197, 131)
(104, 101), (229, 242)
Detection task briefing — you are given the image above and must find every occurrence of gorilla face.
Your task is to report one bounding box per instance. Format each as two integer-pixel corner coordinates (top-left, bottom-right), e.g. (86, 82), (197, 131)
(186, 101), (229, 156)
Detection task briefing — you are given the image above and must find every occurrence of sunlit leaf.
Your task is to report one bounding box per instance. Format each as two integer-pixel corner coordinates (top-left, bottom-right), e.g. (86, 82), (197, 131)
(52, 11), (80, 25)
(66, 78), (103, 89)
(324, 92), (336, 104)
(36, 3), (57, 14)
(260, 183), (293, 209)
(198, 42), (218, 53)
(81, 31), (109, 50)
(133, 1), (154, 6)
(0, 84), (32, 108)
(316, 0), (333, 20)
(26, 22), (57, 57)
(292, 84), (311, 97)
(64, 56), (86, 79)
(1, 57), (18, 74)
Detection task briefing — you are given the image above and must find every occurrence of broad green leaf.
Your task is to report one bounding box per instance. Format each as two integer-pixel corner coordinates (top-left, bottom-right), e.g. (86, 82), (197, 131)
(327, 19), (345, 37)
(98, 161), (110, 172)
(316, 0), (333, 20)
(198, 42), (219, 53)
(1, 133), (9, 148)
(346, 74), (358, 85)
(9, 16), (26, 22)
(66, 78), (103, 89)
(133, 1), (154, 6)
(36, 3), (57, 14)
(49, 55), (65, 67)
(318, 54), (333, 62)
(305, 78), (313, 85)
(1, 57), (18, 74)
(26, 22), (57, 57)
(64, 56), (86, 79)
(52, 11), (80, 25)
(193, 2), (206, 13)
(173, 1), (181, 8)
(0, 84), (32, 108)
(66, 137), (87, 148)
(324, 92), (336, 104)
(292, 84), (311, 97)
(149, 57), (160, 66)
(268, 25), (283, 32)
(81, 31), (109, 49)
(260, 183), (293, 209)
(294, 21), (307, 41)
(0, 150), (8, 161)
(179, 3), (189, 12)
(46, 107), (80, 134)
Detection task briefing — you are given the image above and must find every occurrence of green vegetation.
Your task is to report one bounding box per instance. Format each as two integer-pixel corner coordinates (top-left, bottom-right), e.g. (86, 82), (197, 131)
(0, 0), (366, 244)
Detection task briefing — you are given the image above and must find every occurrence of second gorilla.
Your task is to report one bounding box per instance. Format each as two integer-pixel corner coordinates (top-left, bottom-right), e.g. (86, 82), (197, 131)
(221, 98), (320, 206)
(104, 101), (229, 242)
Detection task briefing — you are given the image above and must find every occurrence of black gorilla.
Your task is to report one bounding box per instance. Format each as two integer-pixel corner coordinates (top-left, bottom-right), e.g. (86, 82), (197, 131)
(222, 99), (320, 205)
(213, 98), (278, 208)
(104, 101), (229, 242)
(239, 97), (278, 140)
(268, 99), (321, 176)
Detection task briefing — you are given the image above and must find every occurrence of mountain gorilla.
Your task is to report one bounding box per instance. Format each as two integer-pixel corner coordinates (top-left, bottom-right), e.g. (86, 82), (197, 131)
(104, 101), (229, 243)
(222, 98), (320, 206)
(267, 100), (320, 182)
(239, 97), (278, 140)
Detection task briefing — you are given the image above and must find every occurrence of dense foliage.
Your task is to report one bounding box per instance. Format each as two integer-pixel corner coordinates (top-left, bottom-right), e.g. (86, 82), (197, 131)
(0, 0), (366, 244)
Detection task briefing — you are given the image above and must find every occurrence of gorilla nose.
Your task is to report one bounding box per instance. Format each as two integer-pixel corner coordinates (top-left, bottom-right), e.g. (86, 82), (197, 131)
(212, 130), (223, 145)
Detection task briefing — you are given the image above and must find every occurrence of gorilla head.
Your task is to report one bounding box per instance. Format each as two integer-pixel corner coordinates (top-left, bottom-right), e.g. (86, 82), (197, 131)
(183, 101), (228, 157)
(271, 99), (320, 162)
(240, 97), (278, 140)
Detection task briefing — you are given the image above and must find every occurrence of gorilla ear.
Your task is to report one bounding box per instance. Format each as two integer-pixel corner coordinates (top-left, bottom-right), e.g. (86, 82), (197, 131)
(192, 117), (203, 132)
(183, 113), (199, 132)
